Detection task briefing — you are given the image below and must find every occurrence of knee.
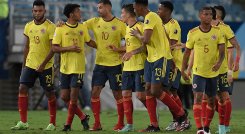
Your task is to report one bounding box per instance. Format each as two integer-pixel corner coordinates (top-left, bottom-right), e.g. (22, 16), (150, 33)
(194, 93), (203, 105)
(19, 85), (28, 95)
(136, 94), (146, 101)
(61, 94), (69, 103)
(91, 86), (102, 97)
(46, 91), (56, 100)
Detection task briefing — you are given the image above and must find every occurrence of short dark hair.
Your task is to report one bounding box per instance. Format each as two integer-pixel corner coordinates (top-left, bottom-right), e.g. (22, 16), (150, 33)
(122, 4), (136, 17)
(160, 1), (174, 13)
(211, 7), (216, 20)
(63, 3), (80, 18)
(134, 0), (148, 6)
(199, 6), (212, 13)
(98, 0), (112, 7)
(33, 0), (45, 7)
(214, 5), (226, 20)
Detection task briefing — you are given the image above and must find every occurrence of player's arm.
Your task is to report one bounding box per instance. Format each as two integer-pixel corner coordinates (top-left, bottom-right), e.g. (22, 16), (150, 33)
(22, 35), (29, 68)
(229, 37), (241, 71)
(86, 40), (97, 49)
(212, 43), (225, 71)
(121, 29), (150, 61)
(187, 50), (194, 76)
(181, 48), (192, 81)
(36, 40), (54, 72)
(52, 44), (81, 53)
(108, 45), (126, 53)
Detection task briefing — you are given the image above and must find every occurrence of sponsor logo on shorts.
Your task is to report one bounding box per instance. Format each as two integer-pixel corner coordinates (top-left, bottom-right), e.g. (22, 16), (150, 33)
(192, 83), (197, 89)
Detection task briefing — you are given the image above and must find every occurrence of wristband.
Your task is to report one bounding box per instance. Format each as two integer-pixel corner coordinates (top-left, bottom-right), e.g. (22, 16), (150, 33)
(228, 70), (233, 77)
(235, 56), (240, 63)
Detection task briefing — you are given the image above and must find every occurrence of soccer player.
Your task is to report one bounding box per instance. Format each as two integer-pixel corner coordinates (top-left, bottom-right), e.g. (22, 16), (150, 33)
(109, 4), (147, 132)
(84, 0), (126, 131)
(213, 5), (241, 134)
(128, 0), (188, 132)
(11, 0), (56, 131)
(181, 7), (225, 134)
(52, 3), (96, 131)
(157, 1), (190, 131)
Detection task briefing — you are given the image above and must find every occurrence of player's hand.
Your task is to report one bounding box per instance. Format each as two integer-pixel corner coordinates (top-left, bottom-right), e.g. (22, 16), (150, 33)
(186, 68), (192, 78)
(36, 64), (45, 72)
(227, 73), (233, 85)
(108, 45), (118, 52)
(170, 43), (185, 50)
(122, 51), (133, 61)
(212, 62), (222, 72)
(181, 71), (190, 82)
(233, 62), (239, 72)
(56, 20), (65, 27)
(70, 45), (81, 53)
(130, 27), (140, 37)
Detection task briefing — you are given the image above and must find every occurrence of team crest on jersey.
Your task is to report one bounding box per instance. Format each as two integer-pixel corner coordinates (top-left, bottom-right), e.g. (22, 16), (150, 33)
(79, 30), (83, 36)
(97, 25), (100, 28)
(211, 35), (217, 40)
(174, 29), (178, 34)
(192, 84), (197, 89)
(112, 26), (116, 31)
(145, 19), (149, 24)
(41, 29), (46, 34)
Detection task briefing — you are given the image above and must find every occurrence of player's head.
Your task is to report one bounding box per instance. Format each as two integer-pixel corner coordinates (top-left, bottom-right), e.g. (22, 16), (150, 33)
(63, 4), (81, 21)
(97, 0), (112, 18)
(133, 0), (148, 16)
(121, 4), (136, 23)
(211, 7), (216, 20)
(214, 5), (226, 21)
(158, 1), (174, 19)
(32, 0), (46, 22)
(199, 6), (213, 25)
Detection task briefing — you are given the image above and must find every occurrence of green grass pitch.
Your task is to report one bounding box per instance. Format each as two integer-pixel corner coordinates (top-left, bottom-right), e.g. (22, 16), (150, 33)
(0, 110), (245, 134)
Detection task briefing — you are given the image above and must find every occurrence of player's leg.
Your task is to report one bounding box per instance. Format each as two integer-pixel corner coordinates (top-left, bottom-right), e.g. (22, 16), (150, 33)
(202, 94), (208, 125)
(90, 65), (107, 131)
(192, 75), (206, 133)
(135, 69), (146, 107)
(118, 71), (134, 132)
(11, 67), (37, 130)
(204, 76), (218, 134)
(108, 65), (124, 131)
(224, 82), (233, 133)
(39, 67), (56, 131)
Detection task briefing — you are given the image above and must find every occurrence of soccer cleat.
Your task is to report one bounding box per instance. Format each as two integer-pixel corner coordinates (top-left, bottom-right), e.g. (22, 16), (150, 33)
(118, 124), (133, 132)
(176, 118), (191, 131)
(138, 125), (160, 132)
(11, 121), (29, 130)
(44, 123), (56, 131)
(225, 126), (231, 133)
(81, 115), (90, 130)
(113, 123), (124, 131)
(165, 121), (178, 131)
(89, 123), (102, 131)
(218, 125), (226, 134)
(197, 130), (205, 134)
(204, 127), (211, 134)
(62, 125), (71, 131)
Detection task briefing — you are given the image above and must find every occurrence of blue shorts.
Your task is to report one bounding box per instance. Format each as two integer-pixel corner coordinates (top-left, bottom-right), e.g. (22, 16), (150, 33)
(144, 58), (170, 87)
(218, 72), (231, 92)
(19, 66), (54, 91)
(121, 69), (145, 92)
(169, 69), (181, 90)
(192, 74), (218, 97)
(60, 73), (83, 89)
(92, 64), (122, 90)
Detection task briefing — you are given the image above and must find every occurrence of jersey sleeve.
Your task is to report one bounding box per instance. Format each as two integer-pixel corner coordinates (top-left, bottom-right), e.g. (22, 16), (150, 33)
(84, 25), (91, 43)
(169, 23), (180, 41)
(23, 23), (29, 37)
(48, 24), (56, 40)
(143, 13), (157, 30)
(84, 18), (95, 30)
(225, 25), (235, 40)
(120, 22), (126, 38)
(186, 31), (194, 49)
(52, 27), (62, 45)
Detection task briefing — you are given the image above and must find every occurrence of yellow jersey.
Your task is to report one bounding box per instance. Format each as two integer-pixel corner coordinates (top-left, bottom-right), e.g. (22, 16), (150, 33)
(186, 26), (225, 78)
(143, 12), (172, 62)
(23, 19), (55, 70)
(217, 22), (235, 74)
(164, 18), (183, 69)
(123, 22), (146, 71)
(52, 22), (91, 74)
(85, 17), (126, 66)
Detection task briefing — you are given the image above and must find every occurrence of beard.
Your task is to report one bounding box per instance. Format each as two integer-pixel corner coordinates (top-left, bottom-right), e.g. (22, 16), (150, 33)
(33, 15), (45, 22)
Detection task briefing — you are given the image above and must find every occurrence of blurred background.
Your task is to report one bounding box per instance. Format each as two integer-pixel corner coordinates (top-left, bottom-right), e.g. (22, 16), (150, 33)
(0, 0), (244, 111)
